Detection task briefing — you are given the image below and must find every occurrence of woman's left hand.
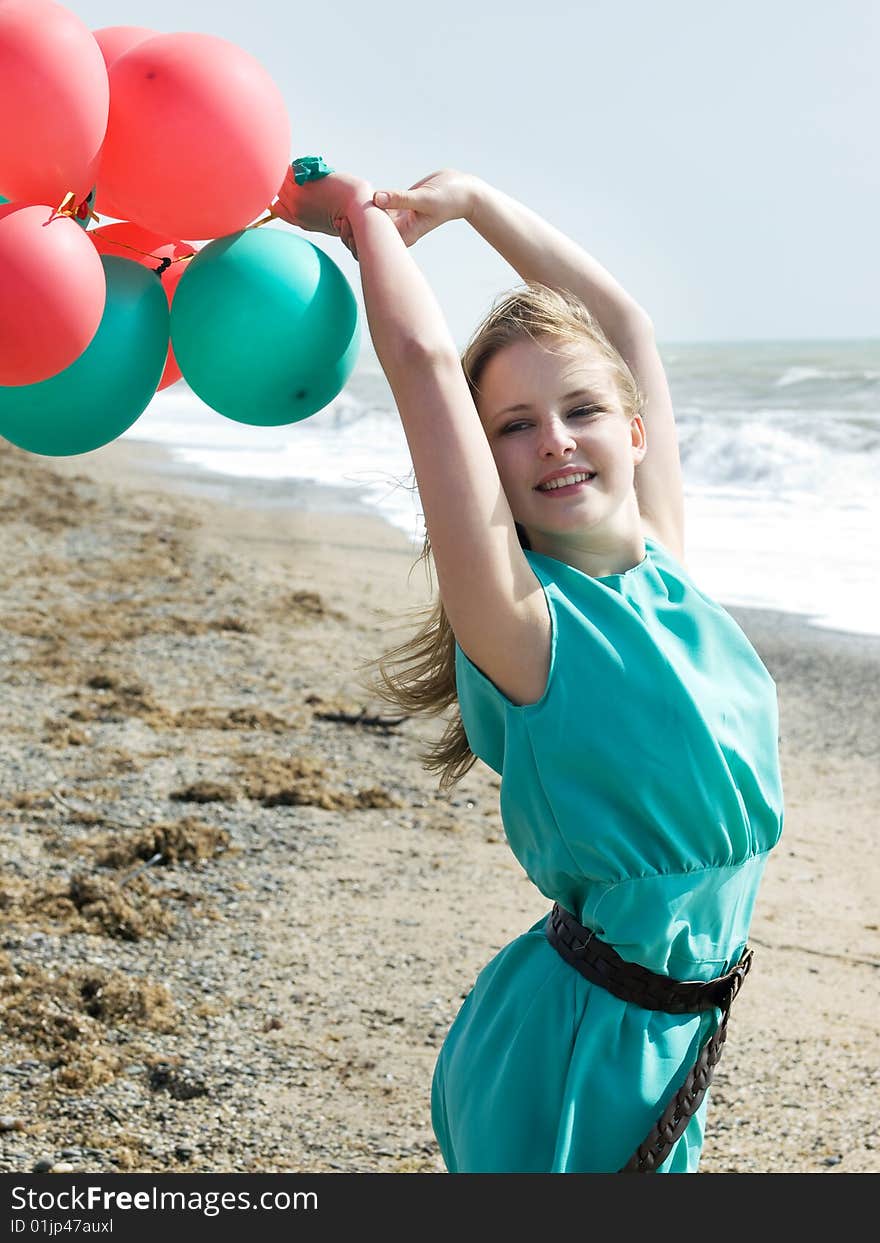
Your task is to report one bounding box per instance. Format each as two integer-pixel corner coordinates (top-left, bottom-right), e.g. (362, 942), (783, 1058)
(273, 167), (372, 257)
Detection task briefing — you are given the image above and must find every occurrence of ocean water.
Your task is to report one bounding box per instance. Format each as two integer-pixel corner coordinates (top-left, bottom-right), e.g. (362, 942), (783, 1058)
(122, 339), (880, 639)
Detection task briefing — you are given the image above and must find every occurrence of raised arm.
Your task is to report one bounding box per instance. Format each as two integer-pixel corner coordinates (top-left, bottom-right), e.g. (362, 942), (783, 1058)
(471, 180), (650, 348)
(273, 169), (553, 706)
(466, 178), (683, 555)
(373, 171), (685, 557)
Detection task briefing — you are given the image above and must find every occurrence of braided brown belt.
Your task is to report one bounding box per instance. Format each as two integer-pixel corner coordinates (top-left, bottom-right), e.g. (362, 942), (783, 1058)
(544, 901), (753, 1173)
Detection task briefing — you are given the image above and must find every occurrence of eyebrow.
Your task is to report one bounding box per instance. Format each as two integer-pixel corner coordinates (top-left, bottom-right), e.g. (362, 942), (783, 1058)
(490, 389), (603, 423)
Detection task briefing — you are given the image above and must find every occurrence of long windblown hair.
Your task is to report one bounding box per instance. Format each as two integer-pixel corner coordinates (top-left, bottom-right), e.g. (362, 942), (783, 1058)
(356, 281), (644, 790)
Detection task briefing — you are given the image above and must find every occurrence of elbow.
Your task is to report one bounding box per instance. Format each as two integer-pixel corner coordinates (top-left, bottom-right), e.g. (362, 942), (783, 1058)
(369, 334), (460, 385)
(400, 337), (462, 368)
(616, 305), (656, 353)
(623, 304), (655, 341)
(377, 336), (464, 401)
(384, 338), (464, 385)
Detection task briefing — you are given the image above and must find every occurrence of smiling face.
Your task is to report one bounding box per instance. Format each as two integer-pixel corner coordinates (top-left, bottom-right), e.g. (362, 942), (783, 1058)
(476, 335), (648, 559)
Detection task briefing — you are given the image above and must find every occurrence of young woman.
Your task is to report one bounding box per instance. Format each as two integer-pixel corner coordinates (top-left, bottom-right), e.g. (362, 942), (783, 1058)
(274, 167), (785, 1174)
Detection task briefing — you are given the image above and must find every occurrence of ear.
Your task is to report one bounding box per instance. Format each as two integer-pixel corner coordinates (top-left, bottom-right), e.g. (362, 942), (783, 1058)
(630, 413), (648, 462)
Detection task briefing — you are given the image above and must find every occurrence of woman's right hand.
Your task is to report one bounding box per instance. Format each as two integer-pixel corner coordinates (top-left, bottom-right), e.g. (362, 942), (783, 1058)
(273, 167), (372, 245)
(372, 169), (479, 247)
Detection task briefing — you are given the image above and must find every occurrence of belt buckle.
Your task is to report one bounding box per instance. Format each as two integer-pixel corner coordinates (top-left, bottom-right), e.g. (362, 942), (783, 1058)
(713, 947), (753, 1008)
(730, 946), (754, 994)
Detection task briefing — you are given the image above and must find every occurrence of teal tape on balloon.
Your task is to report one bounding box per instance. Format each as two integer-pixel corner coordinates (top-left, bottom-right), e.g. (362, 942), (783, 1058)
(291, 156), (335, 185)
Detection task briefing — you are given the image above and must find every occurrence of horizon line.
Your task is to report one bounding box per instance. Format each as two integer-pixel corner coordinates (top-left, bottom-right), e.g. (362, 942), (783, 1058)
(657, 335), (880, 348)
(358, 334), (879, 358)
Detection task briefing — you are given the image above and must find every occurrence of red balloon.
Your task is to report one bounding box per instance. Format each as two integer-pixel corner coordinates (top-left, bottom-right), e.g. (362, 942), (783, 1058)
(93, 24), (157, 69)
(0, 0), (109, 205)
(97, 32), (292, 239)
(90, 222), (196, 389)
(0, 202), (106, 386)
(92, 27), (159, 221)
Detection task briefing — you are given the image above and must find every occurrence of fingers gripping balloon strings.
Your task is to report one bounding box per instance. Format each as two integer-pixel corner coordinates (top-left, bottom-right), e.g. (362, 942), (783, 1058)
(249, 157), (335, 231)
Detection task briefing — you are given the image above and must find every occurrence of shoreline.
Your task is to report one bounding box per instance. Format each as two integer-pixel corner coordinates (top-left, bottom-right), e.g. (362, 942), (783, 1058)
(62, 434), (880, 650)
(121, 436), (419, 525)
(1, 438), (878, 1174)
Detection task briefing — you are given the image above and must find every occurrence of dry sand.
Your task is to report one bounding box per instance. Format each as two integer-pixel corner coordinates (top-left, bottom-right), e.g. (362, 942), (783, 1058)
(1, 437), (877, 1175)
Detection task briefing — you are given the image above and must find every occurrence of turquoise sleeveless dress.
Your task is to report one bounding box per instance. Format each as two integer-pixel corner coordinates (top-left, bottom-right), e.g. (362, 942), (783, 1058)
(431, 535), (785, 1173)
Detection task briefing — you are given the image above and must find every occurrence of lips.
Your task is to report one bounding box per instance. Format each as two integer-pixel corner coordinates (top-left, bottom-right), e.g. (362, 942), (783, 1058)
(536, 470), (597, 492)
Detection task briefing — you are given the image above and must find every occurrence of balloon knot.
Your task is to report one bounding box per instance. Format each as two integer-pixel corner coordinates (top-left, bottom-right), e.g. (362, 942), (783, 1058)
(50, 191), (78, 222)
(154, 256), (172, 277)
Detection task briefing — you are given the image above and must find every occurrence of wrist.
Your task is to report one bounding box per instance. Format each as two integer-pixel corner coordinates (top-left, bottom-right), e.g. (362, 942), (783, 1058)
(462, 174), (489, 226)
(346, 193), (393, 237)
(342, 178), (374, 212)
(333, 182), (373, 231)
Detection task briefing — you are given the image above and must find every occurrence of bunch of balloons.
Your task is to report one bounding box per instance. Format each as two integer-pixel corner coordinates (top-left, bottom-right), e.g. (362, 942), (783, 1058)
(0, 0), (359, 457)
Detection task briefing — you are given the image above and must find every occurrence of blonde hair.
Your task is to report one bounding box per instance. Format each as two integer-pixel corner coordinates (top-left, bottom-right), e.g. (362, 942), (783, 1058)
(358, 281), (644, 790)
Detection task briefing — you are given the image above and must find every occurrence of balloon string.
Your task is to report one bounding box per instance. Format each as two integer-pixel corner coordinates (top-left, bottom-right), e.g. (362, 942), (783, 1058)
(48, 190), (99, 224)
(49, 192), (78, 222)
(95, 236), (192, 263)
(248, 206), (278, 230)
(44, 197), (276, 267)
(84, 234), (194, 277)
(47, 192), (189, 276)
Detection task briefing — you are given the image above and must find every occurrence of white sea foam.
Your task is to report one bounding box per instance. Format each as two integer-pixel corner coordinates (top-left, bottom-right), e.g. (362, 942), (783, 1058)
(776, 366), (837, 387)
(123, 340), (880, 638)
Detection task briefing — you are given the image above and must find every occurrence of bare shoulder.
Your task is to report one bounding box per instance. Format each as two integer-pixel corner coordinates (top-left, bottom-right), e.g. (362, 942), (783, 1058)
(641, 515), (687, 568)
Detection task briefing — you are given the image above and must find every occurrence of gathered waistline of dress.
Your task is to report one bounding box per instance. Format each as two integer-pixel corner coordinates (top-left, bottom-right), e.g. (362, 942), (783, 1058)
(544, 902), (753, 1173)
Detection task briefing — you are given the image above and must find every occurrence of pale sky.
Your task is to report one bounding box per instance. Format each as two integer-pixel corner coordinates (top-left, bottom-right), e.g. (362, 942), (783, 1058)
(65, 1), (879, 346)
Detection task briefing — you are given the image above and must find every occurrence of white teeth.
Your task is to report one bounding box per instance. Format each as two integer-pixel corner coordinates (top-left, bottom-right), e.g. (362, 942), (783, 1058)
(538, 472), (595, 491)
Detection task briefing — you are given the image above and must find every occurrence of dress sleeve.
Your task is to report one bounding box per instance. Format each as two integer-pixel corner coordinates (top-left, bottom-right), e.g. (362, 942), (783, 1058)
(453, 564), (559, 775)
(453, 643), (509, 774)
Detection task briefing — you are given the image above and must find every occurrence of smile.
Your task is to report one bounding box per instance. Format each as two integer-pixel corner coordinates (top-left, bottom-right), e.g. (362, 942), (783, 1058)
(536, 472), (597, 494)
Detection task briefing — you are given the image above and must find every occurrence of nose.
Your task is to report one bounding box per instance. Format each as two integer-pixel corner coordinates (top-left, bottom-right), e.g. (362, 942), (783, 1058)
(538, 415), (577, 458)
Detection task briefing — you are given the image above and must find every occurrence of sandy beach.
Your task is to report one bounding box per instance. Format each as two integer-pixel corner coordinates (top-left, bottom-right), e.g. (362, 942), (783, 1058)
(1, 435), (878, 1175)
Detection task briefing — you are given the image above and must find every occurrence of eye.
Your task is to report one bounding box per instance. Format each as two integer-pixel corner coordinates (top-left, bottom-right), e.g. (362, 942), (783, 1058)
(499, 405), (603, 434)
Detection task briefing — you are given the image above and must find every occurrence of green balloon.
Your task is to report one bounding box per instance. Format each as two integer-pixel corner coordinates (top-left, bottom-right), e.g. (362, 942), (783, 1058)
(0, 256), (169, 457)
(170, 227), (360, 426)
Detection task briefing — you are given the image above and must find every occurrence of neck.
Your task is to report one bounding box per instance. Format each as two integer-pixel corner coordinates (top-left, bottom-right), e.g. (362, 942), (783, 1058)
(525, 512), (647, 579)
